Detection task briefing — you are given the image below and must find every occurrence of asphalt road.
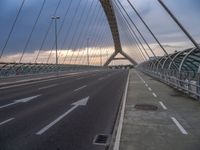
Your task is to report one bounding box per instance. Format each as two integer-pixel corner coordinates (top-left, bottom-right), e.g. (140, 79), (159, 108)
(0, 69), (128, 150)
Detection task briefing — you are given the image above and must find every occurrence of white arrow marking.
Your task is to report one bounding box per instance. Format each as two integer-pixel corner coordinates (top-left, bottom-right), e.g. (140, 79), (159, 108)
(36, 96), (89, 135)
(0, 95), (41, 109)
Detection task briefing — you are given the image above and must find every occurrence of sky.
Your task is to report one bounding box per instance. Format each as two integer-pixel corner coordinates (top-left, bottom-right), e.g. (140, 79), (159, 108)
(0, 0), (199, 64)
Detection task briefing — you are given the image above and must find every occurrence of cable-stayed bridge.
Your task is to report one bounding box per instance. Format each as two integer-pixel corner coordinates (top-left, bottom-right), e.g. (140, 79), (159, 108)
(0, 0), (200, 150)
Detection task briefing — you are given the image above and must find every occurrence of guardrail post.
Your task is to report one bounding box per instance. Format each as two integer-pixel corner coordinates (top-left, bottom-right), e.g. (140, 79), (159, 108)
(197, 73), (200, 100)
(188, 73), (191, 95)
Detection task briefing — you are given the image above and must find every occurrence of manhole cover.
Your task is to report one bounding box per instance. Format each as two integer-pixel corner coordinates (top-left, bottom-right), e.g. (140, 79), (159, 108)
(93, 134), (110, 146)
(135, 104), (158, 111)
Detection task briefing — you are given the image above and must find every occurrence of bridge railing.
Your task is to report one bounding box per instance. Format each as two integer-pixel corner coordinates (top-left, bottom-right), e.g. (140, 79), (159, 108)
(0, 62), (105, 78)
(138, 67), (200, 100)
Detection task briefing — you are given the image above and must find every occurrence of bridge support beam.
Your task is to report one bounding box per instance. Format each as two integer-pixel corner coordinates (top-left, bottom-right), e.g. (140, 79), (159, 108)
(100, 0), (137, 66)
(104, 51), (137, 66)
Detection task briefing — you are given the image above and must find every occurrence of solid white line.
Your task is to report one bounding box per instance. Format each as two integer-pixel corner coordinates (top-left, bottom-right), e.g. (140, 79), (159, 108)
(152, 92), (157, 98)
(148, 87), (152, 91)
(0, 71), (86, 86)
(113, 72), (130, 150)
(171, 117), (188, 135)
(159, 101), (167, 110)
(38, 84), (57, 90)
(0, 118), (15, 126)
(0, 74), (84, 90)
(36, 105), (78, 135)
(0, 78), (58, 90)
(73, 85), (87, 92)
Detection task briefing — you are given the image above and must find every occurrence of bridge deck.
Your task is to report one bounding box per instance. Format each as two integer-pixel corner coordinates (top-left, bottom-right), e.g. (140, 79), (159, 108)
(120, 69), (200, 150)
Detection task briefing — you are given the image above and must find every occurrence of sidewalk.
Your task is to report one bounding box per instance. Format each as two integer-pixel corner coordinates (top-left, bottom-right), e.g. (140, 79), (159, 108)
(119, 69), (200, 150)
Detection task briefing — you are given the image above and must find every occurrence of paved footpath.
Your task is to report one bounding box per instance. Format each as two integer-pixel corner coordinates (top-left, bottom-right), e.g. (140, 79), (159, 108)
(119, 69), (200, 150)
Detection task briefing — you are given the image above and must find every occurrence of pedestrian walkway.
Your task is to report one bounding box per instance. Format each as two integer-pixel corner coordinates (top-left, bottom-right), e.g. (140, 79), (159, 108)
(119, 69), (200, 150)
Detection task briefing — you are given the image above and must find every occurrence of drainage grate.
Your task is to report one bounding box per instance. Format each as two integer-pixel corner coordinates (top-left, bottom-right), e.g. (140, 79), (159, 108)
(135, 104), (158, 111)
(93, 134), (110, 146)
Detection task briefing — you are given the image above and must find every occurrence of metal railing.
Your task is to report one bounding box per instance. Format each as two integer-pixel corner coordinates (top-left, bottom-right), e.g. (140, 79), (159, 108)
(0, 62), (105, 78)
(138, 68), (200, 100)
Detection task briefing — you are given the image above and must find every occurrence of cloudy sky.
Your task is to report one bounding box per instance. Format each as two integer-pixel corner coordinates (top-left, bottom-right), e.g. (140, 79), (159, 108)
(0, 0), (199, 64)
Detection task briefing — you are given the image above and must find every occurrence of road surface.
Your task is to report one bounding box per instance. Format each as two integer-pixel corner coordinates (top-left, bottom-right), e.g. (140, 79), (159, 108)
(0, 70), (128, 150)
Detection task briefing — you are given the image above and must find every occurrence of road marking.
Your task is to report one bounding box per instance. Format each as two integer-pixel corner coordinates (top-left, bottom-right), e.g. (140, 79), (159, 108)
(36, 97), (89, 135)
(114, 72), (129, 150)
(135, 71), (145, 82)
(148, 87), (152, 91)
(0, 95), (41, 109)
(171, 117), (188, 135)
(0, 118), (15, 126)
(38, 84), (57, 90)
(152, 92), (157, 98)
(145, 83), (148, 87)
(0, 78), (59, 90)
(0, 71), (86, 86)
(73, 85), (87, 92)
(159, 101), (167, 110)
(0, 73), (84, 90)
(98, 77), (105, 80)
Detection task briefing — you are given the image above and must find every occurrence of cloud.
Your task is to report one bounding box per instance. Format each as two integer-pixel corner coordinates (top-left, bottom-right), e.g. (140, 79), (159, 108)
(0, 0), (199, 64)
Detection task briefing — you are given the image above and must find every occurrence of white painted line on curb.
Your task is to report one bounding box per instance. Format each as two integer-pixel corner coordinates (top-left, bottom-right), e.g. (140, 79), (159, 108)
(113, 72), (130, 150)
(0, 118), (15, 126)
(73, 85), (87, 92)
(171, 117), (188, 135)
(152, 92), (157, 98)
(159, 101), (167, 110)
(38, 84), (57, 90)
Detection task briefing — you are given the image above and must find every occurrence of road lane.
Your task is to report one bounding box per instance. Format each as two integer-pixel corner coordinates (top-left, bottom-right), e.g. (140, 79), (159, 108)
(0, 70), (114, 103)
(0, 70), (115, 117)
(0, 70), (128, 150)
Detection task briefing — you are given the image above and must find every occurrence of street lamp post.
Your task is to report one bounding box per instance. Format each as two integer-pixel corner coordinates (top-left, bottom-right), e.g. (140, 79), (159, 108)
(87, 38), (90, 66)
(51, 16), (60, 69)
(100, 47), (102, 66)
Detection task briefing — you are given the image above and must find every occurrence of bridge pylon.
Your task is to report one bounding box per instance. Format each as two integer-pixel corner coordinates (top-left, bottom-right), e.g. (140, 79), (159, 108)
(100, 0), (137, 66)
(104, 51), (137, 66)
